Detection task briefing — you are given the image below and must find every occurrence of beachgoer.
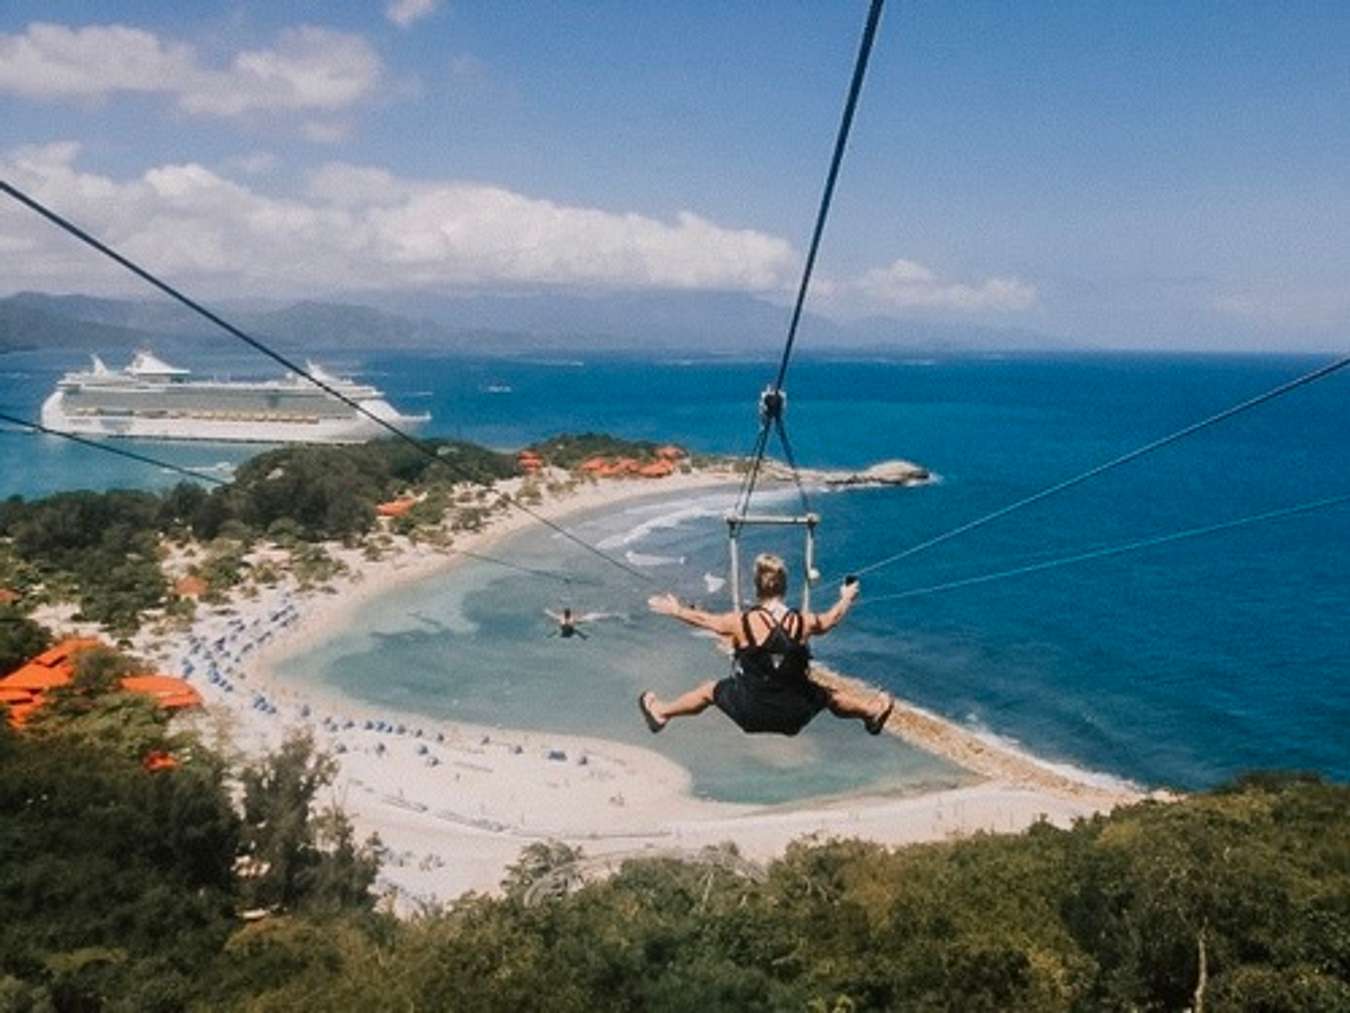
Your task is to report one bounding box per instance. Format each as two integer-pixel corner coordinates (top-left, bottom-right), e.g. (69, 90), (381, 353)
(546, 607), (589, 640)
(639, 553), (893, 737)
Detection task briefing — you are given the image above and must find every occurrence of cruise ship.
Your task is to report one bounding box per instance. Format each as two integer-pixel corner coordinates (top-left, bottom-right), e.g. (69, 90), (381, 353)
(40, 351), (430, 444)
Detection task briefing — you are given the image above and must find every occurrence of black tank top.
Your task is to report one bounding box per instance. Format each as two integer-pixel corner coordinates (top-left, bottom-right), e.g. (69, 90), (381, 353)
(735, 606), (811, 685)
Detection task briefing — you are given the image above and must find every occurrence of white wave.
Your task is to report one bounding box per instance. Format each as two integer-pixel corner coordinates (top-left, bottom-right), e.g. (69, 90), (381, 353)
(596, 494), (734, 550)
(576, 610), (626, 623)
(961, 715), (1143, 795)
(703, 572), (726, 594)
(625, 550), (685, 568)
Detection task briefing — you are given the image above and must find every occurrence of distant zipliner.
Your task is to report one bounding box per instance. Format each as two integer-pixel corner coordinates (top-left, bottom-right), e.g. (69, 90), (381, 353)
(639, 553), (893, 737)
(545, 607), (619, 640)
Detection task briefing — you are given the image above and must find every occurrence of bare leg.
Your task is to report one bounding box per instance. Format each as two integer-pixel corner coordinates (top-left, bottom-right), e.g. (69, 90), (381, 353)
(642, 681), (717, 729)
(824, 685), (893, 731)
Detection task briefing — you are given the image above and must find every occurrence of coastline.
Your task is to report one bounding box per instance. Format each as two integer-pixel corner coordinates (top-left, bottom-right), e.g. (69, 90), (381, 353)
(115, 466), (1146, 907)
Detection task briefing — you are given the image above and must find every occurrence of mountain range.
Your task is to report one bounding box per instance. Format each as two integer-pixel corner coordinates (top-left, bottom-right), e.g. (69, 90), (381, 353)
(0, 289), (1067, 359)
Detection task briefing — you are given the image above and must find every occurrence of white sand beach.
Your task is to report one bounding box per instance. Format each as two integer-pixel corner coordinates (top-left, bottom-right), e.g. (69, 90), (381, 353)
(103, 467), (1147, 908)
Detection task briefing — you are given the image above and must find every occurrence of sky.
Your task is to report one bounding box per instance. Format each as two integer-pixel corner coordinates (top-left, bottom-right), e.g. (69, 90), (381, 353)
(1, 1), (1347, 350)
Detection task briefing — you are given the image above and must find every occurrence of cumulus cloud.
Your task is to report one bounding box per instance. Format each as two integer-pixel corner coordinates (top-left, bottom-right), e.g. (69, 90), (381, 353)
(0, 22), (381, 119)
(0, 23), (197, 98)
(822, 258), (1036, 315)
(0, 143), (797, 296)
(386, 0), (439, 29)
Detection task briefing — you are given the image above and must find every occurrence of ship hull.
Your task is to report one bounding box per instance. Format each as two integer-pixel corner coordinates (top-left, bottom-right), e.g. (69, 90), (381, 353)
(39, 391), (429, 445)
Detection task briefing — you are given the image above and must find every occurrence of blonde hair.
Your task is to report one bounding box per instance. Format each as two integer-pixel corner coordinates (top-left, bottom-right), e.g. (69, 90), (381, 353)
(753, 553), (788, 600)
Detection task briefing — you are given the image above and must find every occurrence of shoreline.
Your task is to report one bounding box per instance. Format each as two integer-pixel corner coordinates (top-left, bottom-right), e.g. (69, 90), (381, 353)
(118, 466), (1146, 906)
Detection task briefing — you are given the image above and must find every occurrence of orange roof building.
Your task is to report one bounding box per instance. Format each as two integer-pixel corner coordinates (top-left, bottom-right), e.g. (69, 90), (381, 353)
(0, 686), (36, 726)
(142, 750), (180, 773)
(0, 588), (19, 605)
(2, 638), (202, 728)
(120, 675), (203, 711)
(376, 498), (417, 518)
(175, 575), (208, 598)
(656, 444), (687, 461)
(638, 460), (676, 478)
(0, 637), (102, 691)
(25, 638), (102, 671)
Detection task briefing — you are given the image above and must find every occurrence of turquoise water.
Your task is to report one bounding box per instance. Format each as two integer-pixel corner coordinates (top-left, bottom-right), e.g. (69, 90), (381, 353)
(5, 347), (1348, 797)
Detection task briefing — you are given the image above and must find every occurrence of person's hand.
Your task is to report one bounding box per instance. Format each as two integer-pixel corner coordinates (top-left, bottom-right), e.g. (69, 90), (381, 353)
(840, 579), (860, 604)
(647, 593), (681, 616)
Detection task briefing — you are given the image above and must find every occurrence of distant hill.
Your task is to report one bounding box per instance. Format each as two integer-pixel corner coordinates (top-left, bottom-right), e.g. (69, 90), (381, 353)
(0, 297), (158, 355)
(337, 288), (1072, 352)
(1, 289), (1068, 358)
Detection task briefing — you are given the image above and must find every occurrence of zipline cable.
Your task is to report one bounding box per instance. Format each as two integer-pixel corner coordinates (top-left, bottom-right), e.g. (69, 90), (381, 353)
(847, 353), (1350, 584)
(0, 178), (654, 586)
(738, 0), (886, 513)
(855, 492), (1350, 606)
(772, 0), (886, 397)
(0, 409), (582, 584)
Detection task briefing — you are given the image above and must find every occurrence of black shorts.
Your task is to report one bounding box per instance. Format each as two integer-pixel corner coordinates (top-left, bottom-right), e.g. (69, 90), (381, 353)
(713, 672), (828, 736)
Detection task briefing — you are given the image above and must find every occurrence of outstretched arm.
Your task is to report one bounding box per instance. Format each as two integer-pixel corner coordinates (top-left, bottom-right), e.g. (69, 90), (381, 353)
(806, 580), (860, 636)
(647, 593), (739, 638)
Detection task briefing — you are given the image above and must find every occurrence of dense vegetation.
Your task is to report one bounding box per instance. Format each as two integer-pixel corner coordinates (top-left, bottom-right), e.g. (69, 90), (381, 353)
(3, 690), (1347, 1013)
(0, 433), (701, 639)
(0, 606), (50, 674)
(0, 657), (383, 1012)
(0, 439), (518, 637)
(528, 433), (680, 468)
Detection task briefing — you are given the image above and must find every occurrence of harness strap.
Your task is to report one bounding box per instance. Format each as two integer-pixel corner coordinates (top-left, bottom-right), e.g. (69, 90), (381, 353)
(741, 605), (806, 648)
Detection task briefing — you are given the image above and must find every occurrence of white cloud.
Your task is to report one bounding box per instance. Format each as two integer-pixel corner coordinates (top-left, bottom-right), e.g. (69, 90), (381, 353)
(179, 27), (382, 117)
(0, 143), (797, 297)
(300, 121), (354, 145)
(838, 258), (1037, 314)
(0, 23), (197, 98)
(0, 22), (382, 120)
(386, 0), (439, 29)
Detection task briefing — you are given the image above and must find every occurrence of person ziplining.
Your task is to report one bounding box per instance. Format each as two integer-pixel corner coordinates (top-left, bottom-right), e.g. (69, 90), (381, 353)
(639, 553), (892, 736)
(545, 607), (590, 640)
(545, 607), (622, 640)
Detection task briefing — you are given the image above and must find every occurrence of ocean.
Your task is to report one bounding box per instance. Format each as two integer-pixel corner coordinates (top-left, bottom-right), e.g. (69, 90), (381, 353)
(4, 346), (1348, 801)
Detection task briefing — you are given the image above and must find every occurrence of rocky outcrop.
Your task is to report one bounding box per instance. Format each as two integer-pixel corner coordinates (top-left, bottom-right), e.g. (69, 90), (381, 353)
(763, 458), (931, 487)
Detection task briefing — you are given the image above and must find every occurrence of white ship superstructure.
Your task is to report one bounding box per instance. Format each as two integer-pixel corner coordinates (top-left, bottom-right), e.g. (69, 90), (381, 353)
(40, 351), (430, 444)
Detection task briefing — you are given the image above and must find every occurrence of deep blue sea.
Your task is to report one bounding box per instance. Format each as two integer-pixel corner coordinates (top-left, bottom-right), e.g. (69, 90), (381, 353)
(4, 345), (1347, 800)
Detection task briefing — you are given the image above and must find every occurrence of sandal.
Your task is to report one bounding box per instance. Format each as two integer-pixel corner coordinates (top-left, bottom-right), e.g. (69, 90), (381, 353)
(865, 693), (894, 736)
(638, 691), (666, 734)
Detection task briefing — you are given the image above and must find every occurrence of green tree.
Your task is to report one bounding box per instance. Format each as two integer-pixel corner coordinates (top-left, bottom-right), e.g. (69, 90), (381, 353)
(26, 646), (181, 762)
(0, 607), (50, 674)
(0, 733), (239, 1009)
(238, 732), (383, 914)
